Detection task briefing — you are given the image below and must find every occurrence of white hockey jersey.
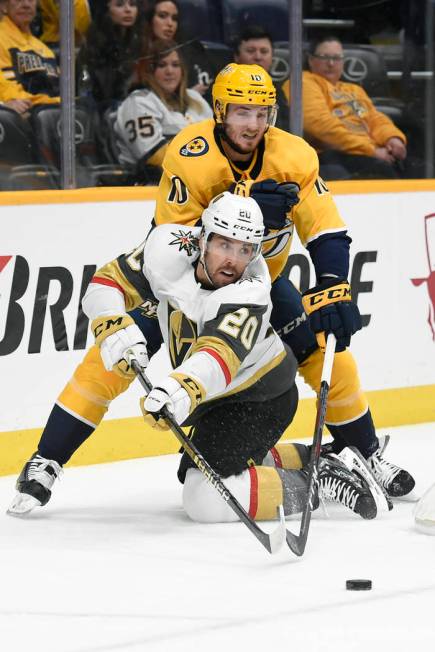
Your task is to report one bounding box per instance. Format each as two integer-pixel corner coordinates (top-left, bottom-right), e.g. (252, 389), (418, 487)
(142, 224), (296, 404)
(114, 87), (212, 165)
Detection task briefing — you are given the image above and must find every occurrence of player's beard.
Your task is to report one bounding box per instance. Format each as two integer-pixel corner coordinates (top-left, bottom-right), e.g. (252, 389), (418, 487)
(220, 124), (263, 156)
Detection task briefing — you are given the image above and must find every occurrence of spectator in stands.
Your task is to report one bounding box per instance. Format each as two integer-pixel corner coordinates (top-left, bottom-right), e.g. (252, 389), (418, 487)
(144, 0), (178, 43)
(0, 0), (60, 113)
(300, 35), (407, 180)
(142, 0), (210, 96)
(114, 39), (212, 181)
(38, 0), (91, 49)
(233, 25), (289, 131)
(77, 0), (145, 113)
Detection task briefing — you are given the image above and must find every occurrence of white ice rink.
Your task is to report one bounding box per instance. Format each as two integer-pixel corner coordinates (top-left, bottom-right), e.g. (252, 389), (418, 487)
(1, 422), (434, 652)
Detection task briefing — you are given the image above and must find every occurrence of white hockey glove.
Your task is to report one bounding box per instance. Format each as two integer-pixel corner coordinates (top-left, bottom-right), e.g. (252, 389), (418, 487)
(91, 314), (149, 379)
(141, 375), (204, 429)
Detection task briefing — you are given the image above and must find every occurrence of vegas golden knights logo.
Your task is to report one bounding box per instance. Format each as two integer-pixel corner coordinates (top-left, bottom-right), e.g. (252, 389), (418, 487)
(168, 306), (197, 367)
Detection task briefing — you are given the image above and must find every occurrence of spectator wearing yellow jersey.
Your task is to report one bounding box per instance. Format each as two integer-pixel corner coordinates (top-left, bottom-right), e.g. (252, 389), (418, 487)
(38, 0), (91, 48)
(284, 35), (407, 180)
(0, 0), (59, 114)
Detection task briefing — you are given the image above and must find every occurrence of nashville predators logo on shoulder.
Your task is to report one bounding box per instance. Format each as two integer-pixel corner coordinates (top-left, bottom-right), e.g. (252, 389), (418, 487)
(180, 137), (209, 157)
(169, 229), (198, 256)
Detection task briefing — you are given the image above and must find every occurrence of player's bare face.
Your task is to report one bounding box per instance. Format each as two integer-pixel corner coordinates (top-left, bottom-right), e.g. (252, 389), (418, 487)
(223, 105), (269, 158)
(308, 39), (344, 85)
(108, 0), (138, 28)
(7, 0), (37, 31)
(152, 1), (178, 40)
(154, 51), (182, 96)
(199, 235), (253, 288)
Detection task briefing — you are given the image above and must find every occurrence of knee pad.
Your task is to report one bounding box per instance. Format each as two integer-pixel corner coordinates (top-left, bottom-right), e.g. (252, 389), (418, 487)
(182, 466), (286, 523)
(182, 468), (249, 523)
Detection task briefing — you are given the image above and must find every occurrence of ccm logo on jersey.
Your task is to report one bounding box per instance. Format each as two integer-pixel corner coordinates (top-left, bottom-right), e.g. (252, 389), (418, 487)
(180, 137), (209, 157)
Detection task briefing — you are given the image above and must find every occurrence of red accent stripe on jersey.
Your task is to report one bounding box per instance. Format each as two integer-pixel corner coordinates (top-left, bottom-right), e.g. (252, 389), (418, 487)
(200, 347), (231, 386)
(90, 276), (125, 296)
(270, 447), (283, 468)
(248, 467), (258, 518)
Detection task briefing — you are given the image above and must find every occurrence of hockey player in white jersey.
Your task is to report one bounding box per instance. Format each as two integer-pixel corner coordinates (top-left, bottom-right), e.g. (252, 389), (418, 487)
(69, 191), (378, 524)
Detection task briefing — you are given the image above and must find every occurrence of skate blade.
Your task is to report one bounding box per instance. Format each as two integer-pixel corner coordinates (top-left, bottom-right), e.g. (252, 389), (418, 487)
(7, 493), (41, 516)
(395, 489), (420, 502)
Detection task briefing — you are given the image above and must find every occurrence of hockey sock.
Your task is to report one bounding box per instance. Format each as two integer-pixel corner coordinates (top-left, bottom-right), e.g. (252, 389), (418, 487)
(38, 404), (94, 466)
(326, 409), (379, 459)
(248, 466), (315, 519)
(262, 442), (310, 469)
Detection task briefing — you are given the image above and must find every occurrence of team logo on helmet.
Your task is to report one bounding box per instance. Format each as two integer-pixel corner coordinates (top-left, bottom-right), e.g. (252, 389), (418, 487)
(180, 137), (209, 157)
(169, 229), (198, 256)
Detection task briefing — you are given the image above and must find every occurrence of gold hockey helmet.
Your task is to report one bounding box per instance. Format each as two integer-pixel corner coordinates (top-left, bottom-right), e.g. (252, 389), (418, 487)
(212, 63), (277, 124)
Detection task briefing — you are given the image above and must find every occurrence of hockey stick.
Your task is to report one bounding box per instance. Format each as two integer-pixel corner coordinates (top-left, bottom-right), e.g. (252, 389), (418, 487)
(130, 358), (286, 555)
(285, 333), (337, 556)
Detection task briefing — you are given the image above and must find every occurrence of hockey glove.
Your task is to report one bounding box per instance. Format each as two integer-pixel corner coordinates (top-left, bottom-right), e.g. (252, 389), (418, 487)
(232, 178), (300, 230)
(141, 374), (204, 428)
(91, 314), (149, 379)
(301, 279), (362, 352)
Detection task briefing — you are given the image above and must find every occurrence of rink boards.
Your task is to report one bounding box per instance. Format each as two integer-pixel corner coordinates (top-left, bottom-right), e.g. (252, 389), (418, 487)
(1, 180), (434, 475)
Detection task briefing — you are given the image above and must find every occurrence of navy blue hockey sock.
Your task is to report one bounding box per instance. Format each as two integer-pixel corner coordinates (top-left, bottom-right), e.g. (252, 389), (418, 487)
(38, 404), (94, 466)
(326, 409), (379, 459)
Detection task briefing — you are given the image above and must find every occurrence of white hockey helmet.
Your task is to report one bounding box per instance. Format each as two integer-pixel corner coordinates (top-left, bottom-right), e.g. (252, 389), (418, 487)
(201, 191), (264, 261)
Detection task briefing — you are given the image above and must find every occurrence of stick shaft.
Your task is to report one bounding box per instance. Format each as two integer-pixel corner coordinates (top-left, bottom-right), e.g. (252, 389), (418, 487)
(286, 333), (336, 556)
(132, 361), (285, 554)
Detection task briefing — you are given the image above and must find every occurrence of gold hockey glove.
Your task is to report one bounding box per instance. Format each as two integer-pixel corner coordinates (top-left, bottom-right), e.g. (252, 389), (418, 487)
(302, 279), (362, 352)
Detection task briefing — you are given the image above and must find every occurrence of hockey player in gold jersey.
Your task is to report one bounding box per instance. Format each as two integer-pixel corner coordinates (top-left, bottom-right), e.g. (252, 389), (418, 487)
(8, 64), (414, 515)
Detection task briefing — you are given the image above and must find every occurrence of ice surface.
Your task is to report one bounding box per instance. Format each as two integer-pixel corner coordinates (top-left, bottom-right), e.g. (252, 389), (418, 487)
(1, 423), (434, 652)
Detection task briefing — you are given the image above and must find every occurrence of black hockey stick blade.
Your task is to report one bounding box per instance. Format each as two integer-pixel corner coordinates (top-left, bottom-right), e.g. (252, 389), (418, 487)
(284, 334), (336, 556)
(130, 357), (286, 555)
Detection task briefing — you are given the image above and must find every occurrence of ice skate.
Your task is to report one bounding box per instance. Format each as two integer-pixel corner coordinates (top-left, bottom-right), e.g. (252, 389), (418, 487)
(7, 452), (62, 516)
(367, 436), (415, 497)
(318, 454), (378, 519)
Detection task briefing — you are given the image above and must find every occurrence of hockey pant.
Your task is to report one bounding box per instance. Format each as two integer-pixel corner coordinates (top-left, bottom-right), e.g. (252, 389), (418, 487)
(37, 279), (379, 466)
(181, 395), (313, 523)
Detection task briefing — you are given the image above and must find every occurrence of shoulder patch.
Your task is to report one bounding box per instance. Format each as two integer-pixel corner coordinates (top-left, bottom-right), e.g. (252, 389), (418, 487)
(180, 136), (209, 157)
(169, 229), (199, 256)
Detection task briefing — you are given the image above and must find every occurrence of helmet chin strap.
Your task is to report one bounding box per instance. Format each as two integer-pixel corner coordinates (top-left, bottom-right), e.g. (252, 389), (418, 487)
(199, 239), (216, 288)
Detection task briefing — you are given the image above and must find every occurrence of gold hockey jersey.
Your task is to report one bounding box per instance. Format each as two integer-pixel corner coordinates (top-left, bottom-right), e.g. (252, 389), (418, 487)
(39, 0), (91, 45)
(155, 119), (346, 281)
(297, 71), (406, 156)
(0, 16), (59, 105)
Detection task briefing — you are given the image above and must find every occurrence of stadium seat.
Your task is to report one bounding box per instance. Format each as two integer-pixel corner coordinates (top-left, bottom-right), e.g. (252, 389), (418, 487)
(197, 41), (233, 78)
(342, 46), (406, 123)
(29, 104), (132, 187)
(0, 106), (58, 190)
(270, 46), (291, 84)
(220, 0), (289, 45)
(177, 0), (223, 42)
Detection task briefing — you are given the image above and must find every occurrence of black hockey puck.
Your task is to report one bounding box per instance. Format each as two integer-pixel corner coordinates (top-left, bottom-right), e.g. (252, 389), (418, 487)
(346, 579), (372, 591)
